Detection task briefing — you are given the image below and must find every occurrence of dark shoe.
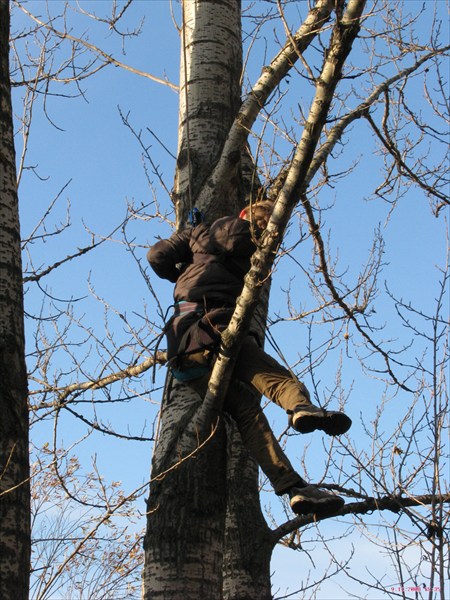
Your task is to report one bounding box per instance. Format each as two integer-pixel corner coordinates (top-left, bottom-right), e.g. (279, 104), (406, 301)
(288, 485), (345, 517)
(290, 405), (352, 436)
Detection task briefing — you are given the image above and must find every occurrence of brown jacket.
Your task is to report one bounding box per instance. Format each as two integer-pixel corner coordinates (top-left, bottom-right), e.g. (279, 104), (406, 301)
(147, 216), (258, 364)
(147, 216), (256, 306)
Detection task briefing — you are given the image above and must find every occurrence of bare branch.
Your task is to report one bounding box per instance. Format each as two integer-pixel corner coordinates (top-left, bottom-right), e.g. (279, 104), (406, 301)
(272, 493), (450, 543)
(14, 2), (179, 91)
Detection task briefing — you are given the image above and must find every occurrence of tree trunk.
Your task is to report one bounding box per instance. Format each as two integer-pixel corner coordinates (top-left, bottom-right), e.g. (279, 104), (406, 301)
(143, 1), (274, 598)
(174, 0), (244, 227)
(222, 414), (275, 600)
(0, 1), (31, 598)
(143, 377), (227, 598)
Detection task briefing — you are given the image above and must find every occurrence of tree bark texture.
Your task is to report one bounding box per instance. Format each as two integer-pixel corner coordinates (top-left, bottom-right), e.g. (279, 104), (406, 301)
(0, 1), (31, 598)
(222, 411), (275, 600)
(174, 0), (243, 226)
(143, 377), (227, 598)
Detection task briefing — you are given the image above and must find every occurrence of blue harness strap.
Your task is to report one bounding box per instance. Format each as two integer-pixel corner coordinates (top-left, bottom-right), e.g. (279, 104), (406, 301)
(170, 364), (210, 381)
(173, 300), (205, 316)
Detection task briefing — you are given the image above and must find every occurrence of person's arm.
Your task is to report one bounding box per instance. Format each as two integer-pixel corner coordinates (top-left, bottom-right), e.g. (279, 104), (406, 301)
(147, 229), (192, 282)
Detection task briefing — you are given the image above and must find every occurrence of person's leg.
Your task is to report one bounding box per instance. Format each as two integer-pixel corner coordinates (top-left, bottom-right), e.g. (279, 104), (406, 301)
(189, 374), (303, 493)
(187, 374), (345, 515)
(225, 380), (304, 495)
(234, 337), (352, 436)
(233, 337), (311, 412)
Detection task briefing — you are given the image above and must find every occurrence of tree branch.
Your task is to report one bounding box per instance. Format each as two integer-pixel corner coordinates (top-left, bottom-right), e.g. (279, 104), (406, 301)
(202, 0), (367, 420)
(14, 2), (178, 91)
(198, 0), (334, 214)
(272, 493), (450, 543)
(306, 44), (450, 188)
(29, 353), (166, 409)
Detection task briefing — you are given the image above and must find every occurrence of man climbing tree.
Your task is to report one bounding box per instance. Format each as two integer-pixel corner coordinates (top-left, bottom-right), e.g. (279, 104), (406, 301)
(147, 197), (351, 515)
(143, 1), (365, 597)
(3, 1), (448, 597)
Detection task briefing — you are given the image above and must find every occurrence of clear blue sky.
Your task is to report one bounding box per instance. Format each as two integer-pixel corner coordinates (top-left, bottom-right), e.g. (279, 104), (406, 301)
(11, 1), (449, 597)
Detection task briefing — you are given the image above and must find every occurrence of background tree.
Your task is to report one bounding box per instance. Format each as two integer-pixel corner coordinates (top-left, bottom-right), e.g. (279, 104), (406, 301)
(5, 1), (449, 598)
(0, 1), (30, 597)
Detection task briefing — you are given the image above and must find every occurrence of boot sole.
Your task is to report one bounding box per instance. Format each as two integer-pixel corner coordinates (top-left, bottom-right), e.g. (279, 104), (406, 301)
(293, 412), (352, 436)
(290, 494), (345, 517)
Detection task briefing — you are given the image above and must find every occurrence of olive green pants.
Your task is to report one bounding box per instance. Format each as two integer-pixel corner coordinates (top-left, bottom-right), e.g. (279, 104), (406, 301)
(234, 337), (311, 412)
(187, 337), (311, 495)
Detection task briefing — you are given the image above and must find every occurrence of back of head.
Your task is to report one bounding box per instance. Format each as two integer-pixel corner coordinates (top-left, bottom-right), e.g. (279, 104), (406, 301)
(239, 199), (274, 230)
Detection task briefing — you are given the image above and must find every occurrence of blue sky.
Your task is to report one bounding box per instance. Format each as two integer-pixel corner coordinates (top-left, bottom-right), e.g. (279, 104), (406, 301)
(11, 1), (449, 598)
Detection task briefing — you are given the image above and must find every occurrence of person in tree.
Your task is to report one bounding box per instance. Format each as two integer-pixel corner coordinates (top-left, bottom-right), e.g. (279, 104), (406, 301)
(148, 199), (351, 517)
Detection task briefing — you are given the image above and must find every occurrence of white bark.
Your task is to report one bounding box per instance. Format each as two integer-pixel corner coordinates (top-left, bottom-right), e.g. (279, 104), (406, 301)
(175, 0), (243, 226)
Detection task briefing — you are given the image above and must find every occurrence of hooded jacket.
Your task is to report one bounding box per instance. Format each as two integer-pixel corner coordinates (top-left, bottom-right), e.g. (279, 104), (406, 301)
(147, 216), (257, 307)
(147, 216), (259, 364)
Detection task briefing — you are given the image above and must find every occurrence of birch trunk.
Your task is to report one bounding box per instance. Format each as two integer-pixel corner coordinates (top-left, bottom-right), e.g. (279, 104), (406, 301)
(0, 2), (31, 598)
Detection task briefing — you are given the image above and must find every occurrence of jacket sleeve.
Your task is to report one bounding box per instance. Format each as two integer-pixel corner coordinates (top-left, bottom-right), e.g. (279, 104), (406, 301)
(209, 217), (256, 258)
(147, 229), (192, 282)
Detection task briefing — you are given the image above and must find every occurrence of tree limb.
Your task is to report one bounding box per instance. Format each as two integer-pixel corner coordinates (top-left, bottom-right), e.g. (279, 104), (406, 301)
(271, 493), (450, 543)
(29, 353), (166, 409)
(14, 2), (178, 91)
(202, 0), (367, 419)
(198, 0), (334, 214)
